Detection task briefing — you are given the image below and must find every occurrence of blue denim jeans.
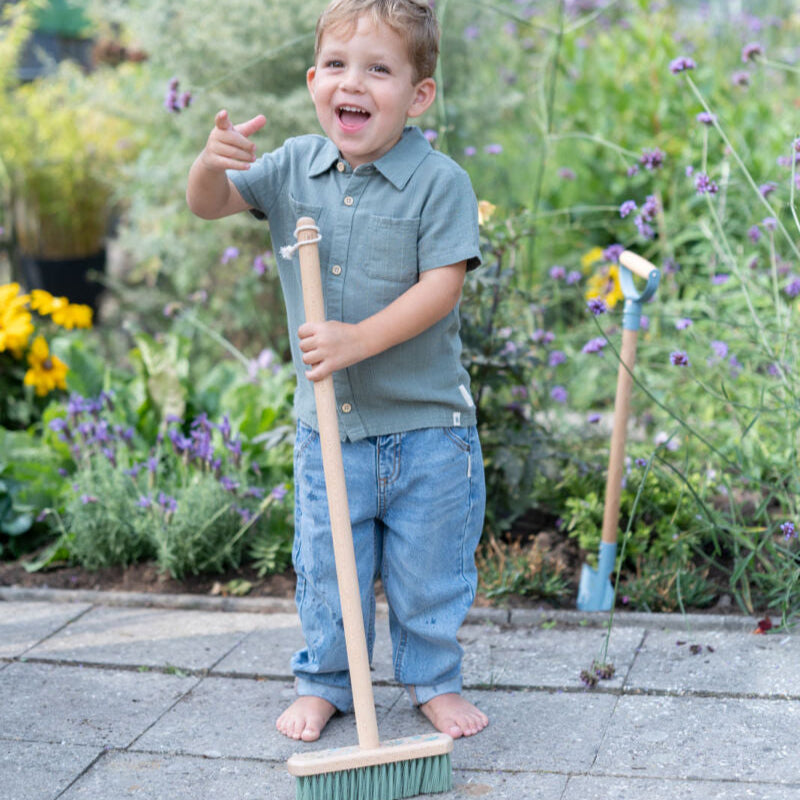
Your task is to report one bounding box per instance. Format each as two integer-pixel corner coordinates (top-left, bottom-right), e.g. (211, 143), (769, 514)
(291, 422), (486, 711)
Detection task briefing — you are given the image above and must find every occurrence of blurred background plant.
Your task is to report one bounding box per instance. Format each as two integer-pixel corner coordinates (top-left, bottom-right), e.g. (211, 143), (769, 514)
(0, 0), (798, 620)
(0, 282), (92, 428)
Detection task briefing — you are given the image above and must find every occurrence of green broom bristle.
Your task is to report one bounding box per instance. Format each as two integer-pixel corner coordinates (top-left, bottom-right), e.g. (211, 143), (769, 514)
(295, 753), (452, 800)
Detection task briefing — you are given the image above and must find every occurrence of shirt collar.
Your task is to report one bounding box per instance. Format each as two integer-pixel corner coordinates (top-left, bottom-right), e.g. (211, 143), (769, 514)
(307, 127), (431, 190)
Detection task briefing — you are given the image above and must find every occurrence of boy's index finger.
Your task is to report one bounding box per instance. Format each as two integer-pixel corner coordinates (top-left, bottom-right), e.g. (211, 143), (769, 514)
(235, 114), (267, 139)
(214, 109), (233, 130)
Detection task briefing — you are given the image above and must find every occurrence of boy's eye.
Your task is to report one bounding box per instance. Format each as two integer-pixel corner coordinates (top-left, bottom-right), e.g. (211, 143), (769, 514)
(325, 59), (344, 69)
(371, 64), (390, 74)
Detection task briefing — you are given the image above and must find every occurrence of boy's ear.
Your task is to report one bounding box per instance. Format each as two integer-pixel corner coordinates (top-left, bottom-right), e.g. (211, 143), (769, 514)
(407, 77), (436, 119)
(306, 66), (317, 98)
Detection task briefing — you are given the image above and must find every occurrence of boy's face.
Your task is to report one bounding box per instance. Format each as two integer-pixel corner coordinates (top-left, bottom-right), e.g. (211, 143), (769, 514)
(307, 15), (436, 168)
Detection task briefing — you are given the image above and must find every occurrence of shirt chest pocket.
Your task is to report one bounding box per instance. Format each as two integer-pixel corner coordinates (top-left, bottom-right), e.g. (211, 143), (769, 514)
(363, 214), (420, 286)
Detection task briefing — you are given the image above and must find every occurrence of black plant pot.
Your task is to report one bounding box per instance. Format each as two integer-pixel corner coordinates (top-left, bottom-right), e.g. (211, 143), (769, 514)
(18, 250), (106, 312)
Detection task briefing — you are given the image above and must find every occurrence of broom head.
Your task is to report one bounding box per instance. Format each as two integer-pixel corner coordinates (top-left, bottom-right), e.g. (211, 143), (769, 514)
(288, 731), (453, 800)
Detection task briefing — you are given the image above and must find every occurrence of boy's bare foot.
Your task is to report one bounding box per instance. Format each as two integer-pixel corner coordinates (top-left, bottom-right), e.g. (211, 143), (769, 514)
(419, 693), (489, 739)
(276, 696), (337, 742)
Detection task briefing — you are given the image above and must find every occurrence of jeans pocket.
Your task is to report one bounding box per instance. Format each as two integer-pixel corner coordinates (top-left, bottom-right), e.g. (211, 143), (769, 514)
(444, 425), (472, 453)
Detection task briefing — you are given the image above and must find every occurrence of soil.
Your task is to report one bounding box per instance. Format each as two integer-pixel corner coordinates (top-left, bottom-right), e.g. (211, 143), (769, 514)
(0, 559), (299, 600)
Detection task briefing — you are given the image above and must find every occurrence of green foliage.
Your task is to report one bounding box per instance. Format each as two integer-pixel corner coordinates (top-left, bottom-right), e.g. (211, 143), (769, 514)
(0, 427), (65, 558)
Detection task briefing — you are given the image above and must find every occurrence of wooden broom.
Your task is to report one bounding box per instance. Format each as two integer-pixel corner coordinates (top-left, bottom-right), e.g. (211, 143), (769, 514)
(286, 217), (453, 800)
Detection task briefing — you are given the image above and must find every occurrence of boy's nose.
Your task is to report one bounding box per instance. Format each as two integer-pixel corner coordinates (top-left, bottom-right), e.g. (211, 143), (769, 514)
(339, 68), (365, 93)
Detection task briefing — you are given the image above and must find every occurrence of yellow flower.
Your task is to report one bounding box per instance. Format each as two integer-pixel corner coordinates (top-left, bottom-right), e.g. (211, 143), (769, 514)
(580, 246), (605, 270)
(29, 289), (62, 315)
(585, 263), (624, 309)
(51, 303), (93, 330)
(23, 336), (68, 396)
(0, 282), (34, 355)
(478, 200), (497, 226)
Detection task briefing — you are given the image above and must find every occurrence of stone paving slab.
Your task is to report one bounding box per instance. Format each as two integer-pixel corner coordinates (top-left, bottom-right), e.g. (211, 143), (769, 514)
(459, 621), (645, 690)
(593, 694), (800, 783)
(24, 606), (298, 671)
(382, 687), (618, 774)
(59, 750), (292, 800)
(1, 739), (102, 800)
(563, 775), (800, 800)
(0, 661), (196, 748)
(627, 628), (800, 697)
(134, 674), (406, 761)
(0, 601), (93, 658)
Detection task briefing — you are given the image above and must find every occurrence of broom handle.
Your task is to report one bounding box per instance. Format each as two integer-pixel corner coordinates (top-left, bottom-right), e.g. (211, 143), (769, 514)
(600, 326), (638, 545)
(295, 218), (381, 751)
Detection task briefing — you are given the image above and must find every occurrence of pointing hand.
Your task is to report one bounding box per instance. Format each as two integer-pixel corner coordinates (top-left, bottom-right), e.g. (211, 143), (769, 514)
(202, 109), (267, 171)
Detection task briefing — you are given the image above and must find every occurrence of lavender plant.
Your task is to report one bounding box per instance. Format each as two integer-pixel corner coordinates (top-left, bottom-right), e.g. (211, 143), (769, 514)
(42, 391), (291, 578)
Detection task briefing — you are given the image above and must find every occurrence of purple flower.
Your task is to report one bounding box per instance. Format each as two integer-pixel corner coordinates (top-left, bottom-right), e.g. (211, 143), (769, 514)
(634, 215), (655, 240)
(670, 350), (690, 366)
(158, 492), (178, 512)
(463, 25), (480, 40)
(423, 128), (438, 143)
(794, 137), (800, 153)
(748, 225), (762, 243)
(550, 385), (568, 404)
(558, 167), (576, 180)
(731, 70), (750, 86)
(137, 495), (153, 509)
(582, 337), (607, 355)
(759, 182), (777, 197)
(627, 164), (639, 177)
(220, 476), (240, 493)
(549, 265), (566, 280)
(484, 144), (503, 155)
(603, 244), (624, 262)
(587, 412), (602, 424)
(675, 317), (693, 330)
(80, 494), (98, 505)
(463, 146), (476, 157)
(711, 273), (730, 285)
(220, 246), (240, 264)
(741, 42), (763, 62)
(566, 270), (582, 285)
(640, 149), (665, 170)
(710, 340), (729, 359)
(696, 111), (716, 125)
(784, 277), (800, 298)
(640, 194), (659, 221)
(532, 329), (555, 344)
(781, 521), (797, 540)
(587, 298), (608, 316)
(253, 255), (267, 275)
(762, 217), (778, 231)
(548, 350), (567, 367)
(271, 484), (289, 502)
(695, 172), (719, 195)
(635, 458), (648, 467)
(669, 56), (696, 74)
(619, 200), (637, 218)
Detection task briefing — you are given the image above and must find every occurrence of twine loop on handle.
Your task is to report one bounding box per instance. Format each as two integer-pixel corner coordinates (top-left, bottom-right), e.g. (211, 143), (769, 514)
(279, 223), (322, 260)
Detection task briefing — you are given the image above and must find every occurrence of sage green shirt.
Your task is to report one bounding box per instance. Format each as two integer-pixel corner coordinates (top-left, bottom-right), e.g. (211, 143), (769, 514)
(230, 126), (482, 441)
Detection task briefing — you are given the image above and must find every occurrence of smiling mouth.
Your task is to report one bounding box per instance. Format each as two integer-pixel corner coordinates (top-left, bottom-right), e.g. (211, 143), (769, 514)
(337, 105), (371, 129)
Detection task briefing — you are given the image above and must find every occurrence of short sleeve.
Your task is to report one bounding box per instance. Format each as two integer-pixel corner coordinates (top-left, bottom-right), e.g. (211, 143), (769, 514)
(228, 139), (294, 220)
(417, 158), (482, 273)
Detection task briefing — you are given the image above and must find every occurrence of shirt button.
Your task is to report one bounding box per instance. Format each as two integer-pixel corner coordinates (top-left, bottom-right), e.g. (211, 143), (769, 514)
(341, 403), (352, 414)
(336, 161), (345, 172)
(343, 195), (354, 206)
(331, 264), (342, 276)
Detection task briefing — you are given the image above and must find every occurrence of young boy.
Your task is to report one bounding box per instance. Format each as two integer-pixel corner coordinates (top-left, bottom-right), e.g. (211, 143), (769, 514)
(186, 0), (488, 744)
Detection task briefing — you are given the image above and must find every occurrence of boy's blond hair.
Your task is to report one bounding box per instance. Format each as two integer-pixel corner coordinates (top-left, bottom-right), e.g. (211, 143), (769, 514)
(315, 0), (440, 84)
